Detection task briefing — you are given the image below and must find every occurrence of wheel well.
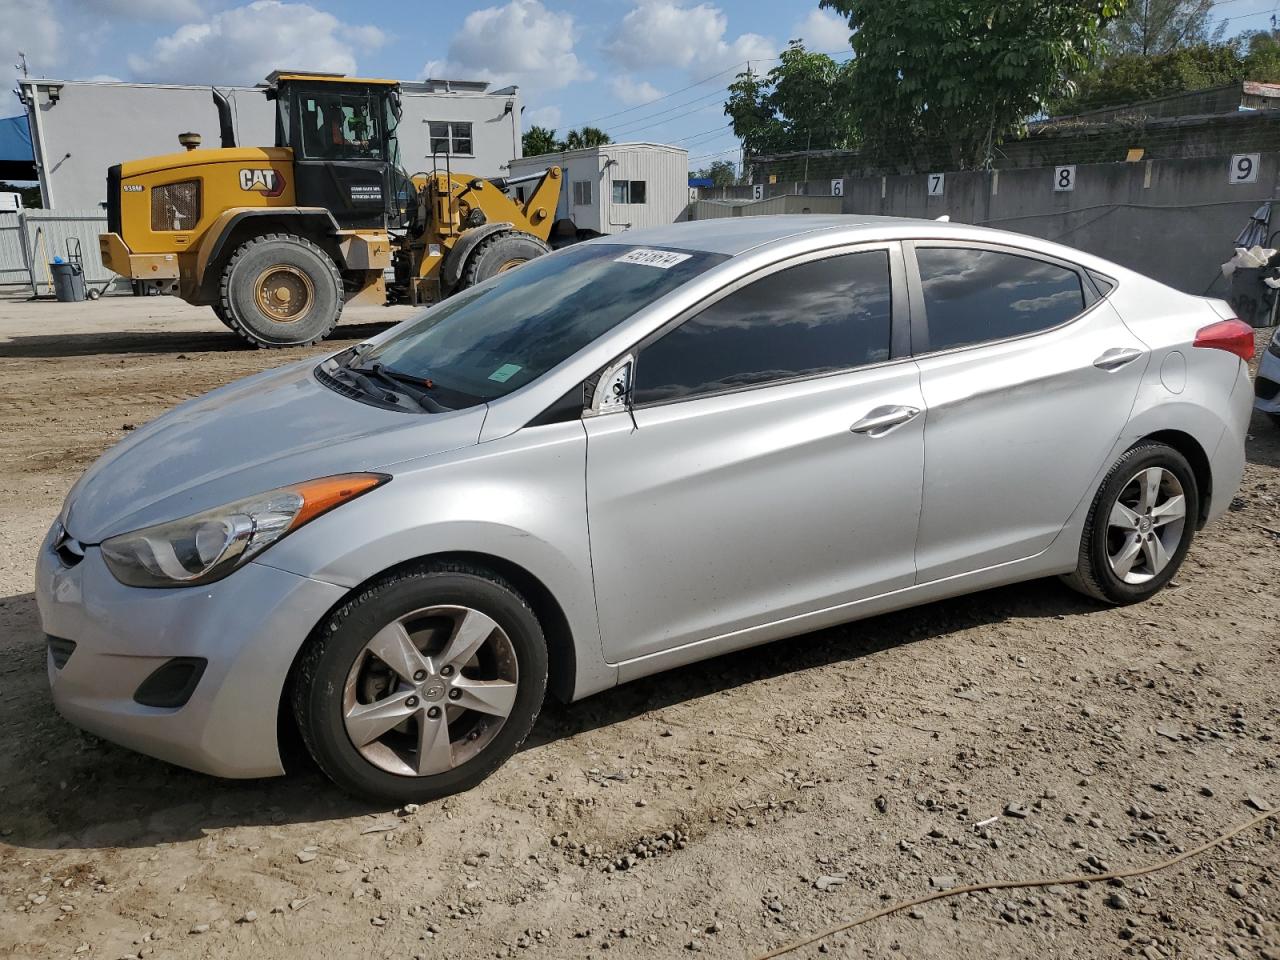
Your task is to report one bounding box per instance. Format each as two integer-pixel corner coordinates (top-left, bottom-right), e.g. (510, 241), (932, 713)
(198, 215), (343, 303)
(1140, 429), (1213, 527)
(276, 551), (578, 769)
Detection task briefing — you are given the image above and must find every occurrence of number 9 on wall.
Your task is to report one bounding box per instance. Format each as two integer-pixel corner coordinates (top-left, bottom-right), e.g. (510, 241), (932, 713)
(1230, 154), (1260, 184)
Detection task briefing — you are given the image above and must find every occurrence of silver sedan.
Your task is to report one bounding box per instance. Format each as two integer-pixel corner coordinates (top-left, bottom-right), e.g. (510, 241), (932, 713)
(37, 216), (1255, 802)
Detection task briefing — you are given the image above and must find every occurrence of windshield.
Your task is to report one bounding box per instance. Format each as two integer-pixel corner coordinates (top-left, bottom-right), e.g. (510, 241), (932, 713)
(354, 243), (727, 406)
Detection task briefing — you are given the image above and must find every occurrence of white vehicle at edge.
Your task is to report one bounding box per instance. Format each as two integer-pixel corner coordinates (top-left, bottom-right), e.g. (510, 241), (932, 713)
(37, 216), (1255, 803)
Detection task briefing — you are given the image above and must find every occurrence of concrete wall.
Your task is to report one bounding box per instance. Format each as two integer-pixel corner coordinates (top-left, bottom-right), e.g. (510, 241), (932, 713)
(701, 155), (1280, 295)
(21, 79), (521, 210)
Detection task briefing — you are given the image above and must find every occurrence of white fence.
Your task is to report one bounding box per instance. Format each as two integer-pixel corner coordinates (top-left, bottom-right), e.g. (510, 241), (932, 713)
(0, 208), (115, 294)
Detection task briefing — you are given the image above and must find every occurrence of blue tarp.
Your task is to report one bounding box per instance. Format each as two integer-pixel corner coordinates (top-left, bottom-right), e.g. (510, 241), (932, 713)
(0, 113), (36, 180)
(0, 114), (33, 162)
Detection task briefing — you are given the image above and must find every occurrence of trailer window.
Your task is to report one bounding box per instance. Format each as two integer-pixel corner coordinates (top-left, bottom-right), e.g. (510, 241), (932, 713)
(573, 180), (592, 205)
(612, 180), (647, 204)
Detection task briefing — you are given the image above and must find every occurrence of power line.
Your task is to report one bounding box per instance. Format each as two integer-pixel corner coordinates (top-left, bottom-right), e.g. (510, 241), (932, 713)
(565, 63), (742, 129)
(607, 87), (731, 137)
(561, 48), (854, 132)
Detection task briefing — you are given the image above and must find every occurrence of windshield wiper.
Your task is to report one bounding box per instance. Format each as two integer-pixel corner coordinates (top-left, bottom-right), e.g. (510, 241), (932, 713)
(350, 362), (449, 413)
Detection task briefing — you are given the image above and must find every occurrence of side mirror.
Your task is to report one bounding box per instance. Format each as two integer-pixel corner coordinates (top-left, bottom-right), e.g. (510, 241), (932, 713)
(587, 354), (634, 416)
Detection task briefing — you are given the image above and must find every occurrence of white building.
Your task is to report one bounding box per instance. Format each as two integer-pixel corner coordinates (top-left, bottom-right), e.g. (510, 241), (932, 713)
(18, 76), (523, 210)
(507, 142), (689, 236)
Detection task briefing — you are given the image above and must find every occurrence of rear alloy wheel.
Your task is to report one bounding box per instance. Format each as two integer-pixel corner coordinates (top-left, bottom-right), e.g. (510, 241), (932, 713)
(220, 233), (343, 348)
(292, 561), (547, 803)
(1063, 442), (1199, 604)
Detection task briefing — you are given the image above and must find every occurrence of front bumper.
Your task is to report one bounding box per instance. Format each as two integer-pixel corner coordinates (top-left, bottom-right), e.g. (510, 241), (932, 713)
(36, 522), (346, 779)
(1255, 341), (1280, 415)
(97, 232), (181, 293)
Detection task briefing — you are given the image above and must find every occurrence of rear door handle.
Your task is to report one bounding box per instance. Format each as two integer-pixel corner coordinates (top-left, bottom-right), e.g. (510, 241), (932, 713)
(1093, 347), (1144, 371)
(850, 405), (921, 437)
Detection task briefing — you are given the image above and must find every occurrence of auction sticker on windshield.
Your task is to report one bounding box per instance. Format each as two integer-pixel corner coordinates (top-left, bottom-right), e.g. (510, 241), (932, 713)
(615, 248), (693, 269)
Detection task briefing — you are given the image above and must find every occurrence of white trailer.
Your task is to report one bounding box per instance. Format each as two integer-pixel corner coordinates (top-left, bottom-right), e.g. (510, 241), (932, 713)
(507, 142), (689, 237)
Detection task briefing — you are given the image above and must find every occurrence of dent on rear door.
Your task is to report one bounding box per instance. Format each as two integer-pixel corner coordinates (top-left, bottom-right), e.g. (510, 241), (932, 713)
(912, 298), (1147, 582)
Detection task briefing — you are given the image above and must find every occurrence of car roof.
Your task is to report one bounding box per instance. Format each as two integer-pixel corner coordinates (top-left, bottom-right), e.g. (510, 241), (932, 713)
(591, 214), (984, 257)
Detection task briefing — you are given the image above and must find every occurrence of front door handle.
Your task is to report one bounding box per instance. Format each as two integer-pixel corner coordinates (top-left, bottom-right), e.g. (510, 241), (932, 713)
(1093, 347), (1144, 371)
(850, 404), (921, 437)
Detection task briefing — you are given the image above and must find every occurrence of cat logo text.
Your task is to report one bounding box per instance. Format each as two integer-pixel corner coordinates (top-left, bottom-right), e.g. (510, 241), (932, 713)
(238, 169), (286, 198)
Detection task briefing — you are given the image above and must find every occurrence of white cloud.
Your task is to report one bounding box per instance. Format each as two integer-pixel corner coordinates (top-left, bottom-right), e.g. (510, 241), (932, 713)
(604, 1), (776, 74)
(790, 8), (850, 52)
(610, 76), (663, 106)
(525, 105), (562, 129)
(421, 0), (588, 95)
(76, 0), (204, 22)
(2, 0), (62, 73)
(128, 1), (385, 85)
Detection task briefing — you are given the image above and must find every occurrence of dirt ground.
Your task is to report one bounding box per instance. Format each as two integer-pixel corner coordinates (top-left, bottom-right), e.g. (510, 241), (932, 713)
(0, 288), (1277, 960)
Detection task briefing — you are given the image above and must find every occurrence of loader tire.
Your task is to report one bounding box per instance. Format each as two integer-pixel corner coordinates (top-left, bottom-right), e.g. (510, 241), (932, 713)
(220, 233), (343, 348)
(460, 231), (550, 289)
(211, 303), (233, 329)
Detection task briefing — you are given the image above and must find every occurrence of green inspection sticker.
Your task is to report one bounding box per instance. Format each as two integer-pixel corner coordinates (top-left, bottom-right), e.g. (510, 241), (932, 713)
(488, 363), (523, 383)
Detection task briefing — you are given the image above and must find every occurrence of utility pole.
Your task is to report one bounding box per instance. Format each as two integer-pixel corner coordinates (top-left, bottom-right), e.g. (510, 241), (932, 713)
(16, 51), (28, 77)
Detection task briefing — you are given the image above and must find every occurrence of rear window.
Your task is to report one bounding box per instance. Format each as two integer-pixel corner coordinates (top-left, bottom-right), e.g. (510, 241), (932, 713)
(359, 243), (727, 404)
(916, 247), (1086, 352)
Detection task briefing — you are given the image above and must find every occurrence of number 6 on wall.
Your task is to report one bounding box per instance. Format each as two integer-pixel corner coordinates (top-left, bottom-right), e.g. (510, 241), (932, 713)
(1230, 154), (1260, 184)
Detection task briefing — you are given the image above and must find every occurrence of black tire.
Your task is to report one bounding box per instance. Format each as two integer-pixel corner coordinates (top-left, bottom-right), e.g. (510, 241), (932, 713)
(291, 561), (548, 804)
(1062, 442), (1199, 605)
(219, 233), (343, 348)
(211, 303), (234, 329)
(460, 231), (550, 289)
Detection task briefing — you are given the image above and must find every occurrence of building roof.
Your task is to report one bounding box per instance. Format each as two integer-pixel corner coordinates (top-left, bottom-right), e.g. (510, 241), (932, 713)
(512, 141), (688, 164)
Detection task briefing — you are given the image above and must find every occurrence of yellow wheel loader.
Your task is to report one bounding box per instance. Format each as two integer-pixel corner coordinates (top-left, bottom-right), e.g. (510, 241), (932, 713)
(98, 72), (562, 348)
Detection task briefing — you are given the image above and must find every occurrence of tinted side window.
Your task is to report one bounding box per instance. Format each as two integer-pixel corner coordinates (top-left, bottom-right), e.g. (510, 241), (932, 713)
(916, 247), (1085, 352)
(633, 251), (893, 405)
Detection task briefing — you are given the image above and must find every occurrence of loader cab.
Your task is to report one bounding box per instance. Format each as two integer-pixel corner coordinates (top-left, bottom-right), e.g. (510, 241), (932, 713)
(267, 73), (402, 230)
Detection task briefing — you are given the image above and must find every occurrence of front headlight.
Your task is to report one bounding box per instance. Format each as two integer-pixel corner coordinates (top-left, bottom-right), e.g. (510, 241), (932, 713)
(100, 473), (387, 588)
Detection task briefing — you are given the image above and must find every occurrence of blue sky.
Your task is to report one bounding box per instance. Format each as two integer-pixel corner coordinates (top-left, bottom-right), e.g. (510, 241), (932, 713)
(4, 0), (1277, 172)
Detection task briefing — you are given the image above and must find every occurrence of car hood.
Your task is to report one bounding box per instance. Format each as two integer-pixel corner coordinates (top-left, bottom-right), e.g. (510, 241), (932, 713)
(62, 359), (487, 543)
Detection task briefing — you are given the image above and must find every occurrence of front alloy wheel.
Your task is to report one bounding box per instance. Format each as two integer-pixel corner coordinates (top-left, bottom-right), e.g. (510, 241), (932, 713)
(342, 605), (519, 777)
(293, 562), (548, 803)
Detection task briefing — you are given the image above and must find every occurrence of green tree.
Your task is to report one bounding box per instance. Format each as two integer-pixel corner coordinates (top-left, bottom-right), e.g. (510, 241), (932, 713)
(724, 40), (856, 156)
(692, 159), (738, 186)
(821, 0), (1126, 170)
(522, 125), (560, 157)
(1107, 0), (1223, 56)
(1243, 31), (1280, 83)
(1052, 42), (1246, 113)
(561, 126), (612, 149)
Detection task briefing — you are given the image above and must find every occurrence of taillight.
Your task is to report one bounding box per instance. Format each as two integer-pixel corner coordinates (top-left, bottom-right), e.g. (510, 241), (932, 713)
(1193, 318), (1255, 362)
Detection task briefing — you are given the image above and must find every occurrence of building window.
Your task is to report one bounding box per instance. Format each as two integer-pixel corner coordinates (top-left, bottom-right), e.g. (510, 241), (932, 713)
(612, 180), (647, 204)
(573, 180), (592, 205)
(428, 121), (473, 156)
